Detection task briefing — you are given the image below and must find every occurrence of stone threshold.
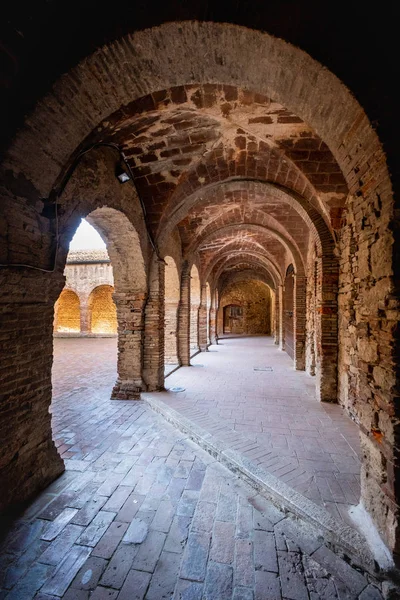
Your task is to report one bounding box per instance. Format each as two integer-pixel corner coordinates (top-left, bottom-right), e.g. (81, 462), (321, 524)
(143, 393), (380, 577)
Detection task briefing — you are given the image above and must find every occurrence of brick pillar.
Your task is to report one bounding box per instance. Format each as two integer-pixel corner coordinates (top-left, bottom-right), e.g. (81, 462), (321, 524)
(177, 266), (190, 366)
(0, 269), (65, 512)
(198, 284), (208, 351)
(294, 275), (306, 370)
(209, 299), (217, 345)
(316, 255), (338, 403)
(143, 258), (165, 392)
(111, 291), (146, 399)
(272, 289), (278, 345)
(278, 285), (284, 350)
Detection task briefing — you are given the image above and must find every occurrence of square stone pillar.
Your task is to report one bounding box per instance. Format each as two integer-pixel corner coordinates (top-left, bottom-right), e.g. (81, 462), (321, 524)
(278, 285), (284, 350)
(0, 269), (65, 512)
(79, 300), (91, 335)
(142, 258), (165, 392)
(294, 275), (306, 370)
(198, 284), (208, 351)
(112, 291), (146, 399)
(177, 268), (191, 366)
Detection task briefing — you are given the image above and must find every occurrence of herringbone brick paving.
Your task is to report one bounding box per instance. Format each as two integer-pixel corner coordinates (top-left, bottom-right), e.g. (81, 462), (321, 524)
(151, 335), (361, 526)
(0, 338), (388, 598)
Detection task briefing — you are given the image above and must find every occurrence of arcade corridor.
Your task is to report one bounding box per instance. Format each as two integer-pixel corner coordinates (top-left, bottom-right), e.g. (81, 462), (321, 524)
(1, 2), (399, 589)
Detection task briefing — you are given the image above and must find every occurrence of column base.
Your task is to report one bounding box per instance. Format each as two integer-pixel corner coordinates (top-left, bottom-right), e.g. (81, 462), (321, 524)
(111, 379), (142, 400)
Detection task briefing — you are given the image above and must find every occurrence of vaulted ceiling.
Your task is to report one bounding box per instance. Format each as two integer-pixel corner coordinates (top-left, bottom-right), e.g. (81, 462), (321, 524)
(83, 84), (348, 289)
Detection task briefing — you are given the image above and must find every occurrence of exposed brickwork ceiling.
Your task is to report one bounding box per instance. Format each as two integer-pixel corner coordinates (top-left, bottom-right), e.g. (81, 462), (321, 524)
(85, 84), (348, 287)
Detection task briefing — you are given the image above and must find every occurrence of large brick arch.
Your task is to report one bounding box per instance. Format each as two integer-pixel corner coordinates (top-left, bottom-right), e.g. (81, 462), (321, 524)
(207, 249), (282, 289)
(183, 202), (309, 268)
(57, 160), (149, 399)
(195, 223), (305, 276)
(86, 208), (146, 294)
(0, 21), (397, 559)
(3, 22), (383, 204)
(219, 270), (275, 295)
(164, 255), (180, 365)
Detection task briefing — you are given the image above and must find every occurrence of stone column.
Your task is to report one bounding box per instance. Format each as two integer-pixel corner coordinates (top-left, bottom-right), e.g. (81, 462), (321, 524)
(142, 257), (165, 392)
(177, 266), (190, 366)
(0, 268), (65, 512)
(111, 291), (146, 399)
(79, 297), (91, 335)
(198, 284), (208, 351)
(294, 275), (306, 370)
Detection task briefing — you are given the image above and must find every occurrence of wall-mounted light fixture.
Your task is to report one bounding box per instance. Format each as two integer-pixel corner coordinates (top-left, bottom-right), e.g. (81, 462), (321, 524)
(115, 162), (131, 183)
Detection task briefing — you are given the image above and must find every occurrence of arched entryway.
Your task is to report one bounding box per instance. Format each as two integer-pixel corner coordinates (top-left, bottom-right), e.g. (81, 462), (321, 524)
(88, 285), (117, 334)
(53, 289), (80, 334)
(223, 304), (243, 334)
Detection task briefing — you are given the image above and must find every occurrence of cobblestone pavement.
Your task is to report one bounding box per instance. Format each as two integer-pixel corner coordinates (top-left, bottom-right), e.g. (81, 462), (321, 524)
(0, 338), (394, 599)
(150, 335), (362, 526)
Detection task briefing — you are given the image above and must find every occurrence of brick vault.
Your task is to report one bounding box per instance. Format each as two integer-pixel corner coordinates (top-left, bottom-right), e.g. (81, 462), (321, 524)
(0, 5), (399, 565)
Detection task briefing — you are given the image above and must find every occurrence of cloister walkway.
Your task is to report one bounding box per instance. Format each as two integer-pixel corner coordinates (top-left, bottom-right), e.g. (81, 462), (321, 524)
(147, 335), (361, 527)
(0, 337), (391, 599)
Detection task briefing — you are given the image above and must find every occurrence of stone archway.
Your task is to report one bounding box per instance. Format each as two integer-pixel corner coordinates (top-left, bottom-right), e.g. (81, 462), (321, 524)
(0, 20), (397, 559)
(84, 206), (147, 399)
(88, 285), (117, 334)
(54, 289), (81, 334)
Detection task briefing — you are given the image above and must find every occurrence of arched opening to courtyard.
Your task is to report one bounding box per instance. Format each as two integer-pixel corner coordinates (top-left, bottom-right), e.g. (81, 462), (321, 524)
(53, 290), (81, 334)
(88, 285), (117, 335)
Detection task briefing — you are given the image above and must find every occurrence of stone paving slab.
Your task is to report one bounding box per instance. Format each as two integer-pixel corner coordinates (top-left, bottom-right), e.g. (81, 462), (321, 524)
(0, 337), (396, 599)
(0, 403), (394, 598)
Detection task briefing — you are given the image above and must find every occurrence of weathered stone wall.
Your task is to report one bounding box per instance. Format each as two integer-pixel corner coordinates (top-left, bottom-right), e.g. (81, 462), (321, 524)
(338, 183), (398, 554)
(218, 280), (271, 335)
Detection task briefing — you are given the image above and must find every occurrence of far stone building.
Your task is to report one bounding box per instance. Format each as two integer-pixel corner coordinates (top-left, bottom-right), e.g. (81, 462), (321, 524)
(54, 249), (117, 337)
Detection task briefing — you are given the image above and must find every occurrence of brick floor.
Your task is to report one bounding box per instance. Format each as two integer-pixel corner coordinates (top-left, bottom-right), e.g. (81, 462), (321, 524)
(0, 337), (392, 598)
(148, 335), (362, 526)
